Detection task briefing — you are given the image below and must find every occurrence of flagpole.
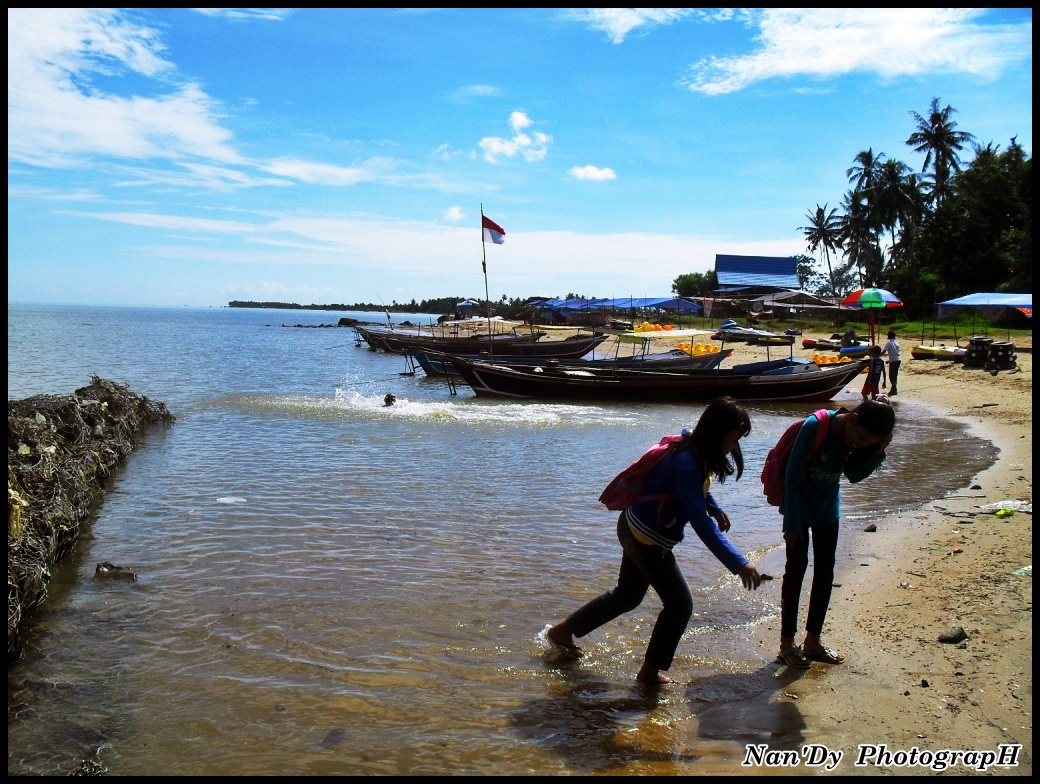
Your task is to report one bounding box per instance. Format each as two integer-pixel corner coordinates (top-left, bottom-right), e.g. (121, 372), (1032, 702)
(480, 203), (494, 360)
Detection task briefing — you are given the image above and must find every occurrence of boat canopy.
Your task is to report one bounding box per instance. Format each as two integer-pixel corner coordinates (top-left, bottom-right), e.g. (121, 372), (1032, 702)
(937, 293), (1032, 321)
(618, 328), (716, 344)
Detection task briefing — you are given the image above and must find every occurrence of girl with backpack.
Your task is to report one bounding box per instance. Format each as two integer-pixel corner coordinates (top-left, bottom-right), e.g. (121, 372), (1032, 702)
(546, 397), (763, 685)
(777, 399), (895, 668)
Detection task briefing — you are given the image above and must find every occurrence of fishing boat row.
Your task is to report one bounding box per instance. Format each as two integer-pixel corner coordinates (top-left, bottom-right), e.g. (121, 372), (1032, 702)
(354, 320), (867, 403)
(422, 351), (866, 403)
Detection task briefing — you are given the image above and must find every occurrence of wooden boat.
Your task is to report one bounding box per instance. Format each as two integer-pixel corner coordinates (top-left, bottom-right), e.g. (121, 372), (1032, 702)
(409, 346), (734, 378)
(441, 354), (868, 403)
(356, 325), (607, 358)
(911, 344), (967, 362)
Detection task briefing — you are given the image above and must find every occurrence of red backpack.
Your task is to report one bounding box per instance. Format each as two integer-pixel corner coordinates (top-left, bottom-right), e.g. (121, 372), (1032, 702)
(599, 432), (690, 511)
(760, 409), (832, 507)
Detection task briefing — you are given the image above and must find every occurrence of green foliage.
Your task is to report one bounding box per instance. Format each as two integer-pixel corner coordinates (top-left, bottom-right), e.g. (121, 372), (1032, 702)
(791, 100), (1030, 317)
(672, 270), (717, 297)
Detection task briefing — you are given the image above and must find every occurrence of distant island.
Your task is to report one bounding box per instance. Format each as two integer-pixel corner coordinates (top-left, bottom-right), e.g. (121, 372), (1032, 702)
(228, 298), (467, 314)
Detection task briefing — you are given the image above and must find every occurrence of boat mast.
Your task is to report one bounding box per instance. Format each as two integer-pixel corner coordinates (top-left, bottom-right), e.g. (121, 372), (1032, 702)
(480, 203), (494, 360)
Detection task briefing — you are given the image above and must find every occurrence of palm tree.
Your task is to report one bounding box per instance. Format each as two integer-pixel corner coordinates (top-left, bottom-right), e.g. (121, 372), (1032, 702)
(873, 158), (912, 263)
(846, 147), (885, 197)
(801, 204), (842, 295)
(906, 97), (976, 205)
(839, 189), (874, 288)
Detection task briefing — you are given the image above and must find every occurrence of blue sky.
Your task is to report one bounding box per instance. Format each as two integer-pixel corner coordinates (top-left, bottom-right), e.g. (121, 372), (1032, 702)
(8, 8), (1032, 307)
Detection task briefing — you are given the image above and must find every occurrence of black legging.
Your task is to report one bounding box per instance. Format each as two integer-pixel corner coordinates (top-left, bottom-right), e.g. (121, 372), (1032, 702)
(566, 514), (694, 671)
(781, 524), (839, 639)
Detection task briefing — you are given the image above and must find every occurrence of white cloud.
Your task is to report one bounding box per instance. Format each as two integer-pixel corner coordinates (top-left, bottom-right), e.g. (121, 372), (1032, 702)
(683, 8), (1033, 95)
(81, 211), (258, 234)
(263, 158), (389, 185)
(444, 206), (466, 222)
(569, 165), (617, 182)
(478, 112), (552, 163)
(191, 8), (295, 22)
(8, 9), (243, 167)
(450, 84), (501, 102)
(567, 8), (698, 44)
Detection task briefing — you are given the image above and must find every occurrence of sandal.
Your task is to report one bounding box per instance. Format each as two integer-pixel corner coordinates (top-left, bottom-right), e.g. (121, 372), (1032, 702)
(777, 646), (811, 669)
(803, 644), (844, 664)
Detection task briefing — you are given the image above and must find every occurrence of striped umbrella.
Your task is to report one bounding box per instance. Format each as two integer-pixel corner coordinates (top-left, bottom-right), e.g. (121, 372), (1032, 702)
(842, 288), (903, 344)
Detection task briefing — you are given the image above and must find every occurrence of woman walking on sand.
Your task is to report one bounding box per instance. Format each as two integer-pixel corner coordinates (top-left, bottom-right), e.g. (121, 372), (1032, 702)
(546, 397), (762, 685)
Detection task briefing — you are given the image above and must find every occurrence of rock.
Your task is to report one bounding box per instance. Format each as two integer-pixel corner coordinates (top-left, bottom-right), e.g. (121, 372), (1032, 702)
(95, 561), (137, 581)
(939, 626), (968, 644)
(864, 523), (877, 532)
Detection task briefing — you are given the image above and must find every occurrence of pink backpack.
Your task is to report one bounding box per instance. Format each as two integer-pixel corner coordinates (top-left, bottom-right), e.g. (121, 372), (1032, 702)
(760, 409), (832, 507)
(599, 432), (689, 511)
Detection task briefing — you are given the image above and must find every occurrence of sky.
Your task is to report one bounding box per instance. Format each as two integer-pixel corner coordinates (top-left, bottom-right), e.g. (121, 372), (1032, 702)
(7, 8), (1033, 308)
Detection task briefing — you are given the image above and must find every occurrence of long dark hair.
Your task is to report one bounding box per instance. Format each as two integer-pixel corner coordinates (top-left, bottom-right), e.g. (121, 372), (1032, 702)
(688, 396), (751, 482)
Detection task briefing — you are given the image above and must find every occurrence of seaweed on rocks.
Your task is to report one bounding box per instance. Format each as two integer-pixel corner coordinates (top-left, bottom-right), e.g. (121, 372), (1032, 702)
(7, 376), (175, 664)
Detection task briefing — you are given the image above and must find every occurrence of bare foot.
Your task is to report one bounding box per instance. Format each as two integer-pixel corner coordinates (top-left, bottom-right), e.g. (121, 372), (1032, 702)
(546, 623), (583, 657)
(636, 665), (676, 684)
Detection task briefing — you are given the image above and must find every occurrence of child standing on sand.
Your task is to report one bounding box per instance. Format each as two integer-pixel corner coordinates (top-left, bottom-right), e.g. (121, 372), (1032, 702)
(862, 345), (886, 402)
(546, 397), (762, 685)
(778, 400), (895, 668)
(883, 330), (901, 395)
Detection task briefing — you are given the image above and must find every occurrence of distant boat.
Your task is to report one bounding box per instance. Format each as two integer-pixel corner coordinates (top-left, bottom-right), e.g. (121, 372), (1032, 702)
(711, 320), (793, 344)
(408, 346), (733, 378)
(407, 326), (730, 377)
(442, 354), (867, 403)
(357, 322), (607, 355)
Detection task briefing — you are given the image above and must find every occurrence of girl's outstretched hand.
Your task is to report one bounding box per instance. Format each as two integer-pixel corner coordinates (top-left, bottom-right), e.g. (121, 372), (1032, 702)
(738, 563), (762, 590)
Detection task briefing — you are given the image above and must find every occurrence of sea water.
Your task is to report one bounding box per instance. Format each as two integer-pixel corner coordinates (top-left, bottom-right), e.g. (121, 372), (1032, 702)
(7, 303), (996, 775)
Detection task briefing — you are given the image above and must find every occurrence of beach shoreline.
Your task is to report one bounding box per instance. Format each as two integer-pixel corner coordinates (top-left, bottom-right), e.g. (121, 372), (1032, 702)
(711, 330), (1033, 775)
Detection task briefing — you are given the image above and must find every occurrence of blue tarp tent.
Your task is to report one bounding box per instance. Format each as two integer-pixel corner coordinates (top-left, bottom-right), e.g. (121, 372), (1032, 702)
(601, 297), (703, 315)
(937, 293), (1032, 321)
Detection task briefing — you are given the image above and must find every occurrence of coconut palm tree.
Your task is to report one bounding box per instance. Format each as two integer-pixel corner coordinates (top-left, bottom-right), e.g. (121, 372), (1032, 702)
(839, 189), (875, 287)
(801, 204), (842, 295)
(846, 147), (885, 198)
(873, 158), (913, 262)
(906, 97), (976, 206)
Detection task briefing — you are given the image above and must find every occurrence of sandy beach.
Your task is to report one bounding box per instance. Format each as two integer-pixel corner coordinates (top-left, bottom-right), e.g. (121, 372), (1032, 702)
(698, 329), (1033, 776)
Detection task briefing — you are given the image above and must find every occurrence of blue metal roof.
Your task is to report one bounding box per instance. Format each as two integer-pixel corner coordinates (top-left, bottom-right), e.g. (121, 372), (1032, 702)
(715, 254), (799, 289)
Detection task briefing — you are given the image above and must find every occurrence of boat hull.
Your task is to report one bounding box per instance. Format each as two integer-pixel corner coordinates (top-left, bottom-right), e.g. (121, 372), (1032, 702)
(411, 347), (732, 378)
(447, 357), (868, 403)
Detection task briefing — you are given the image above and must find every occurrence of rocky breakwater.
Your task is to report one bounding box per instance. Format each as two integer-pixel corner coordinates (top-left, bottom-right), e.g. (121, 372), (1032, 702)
(7, 376), (175, 663)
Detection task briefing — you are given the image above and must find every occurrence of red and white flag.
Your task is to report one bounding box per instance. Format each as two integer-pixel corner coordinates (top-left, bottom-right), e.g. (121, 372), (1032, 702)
(481, 214), (506, 245)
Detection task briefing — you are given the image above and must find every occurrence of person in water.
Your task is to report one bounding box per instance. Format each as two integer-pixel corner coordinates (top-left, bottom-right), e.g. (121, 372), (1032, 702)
(546, 397), (763, 685)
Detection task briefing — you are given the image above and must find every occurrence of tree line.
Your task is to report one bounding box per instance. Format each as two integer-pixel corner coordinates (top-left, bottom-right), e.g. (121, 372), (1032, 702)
(799, 98), (1029, 317)
(672, 99), (1030, 319)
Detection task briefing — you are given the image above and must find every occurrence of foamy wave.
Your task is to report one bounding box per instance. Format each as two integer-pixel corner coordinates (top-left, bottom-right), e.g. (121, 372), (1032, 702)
(330, 387), (634, 425)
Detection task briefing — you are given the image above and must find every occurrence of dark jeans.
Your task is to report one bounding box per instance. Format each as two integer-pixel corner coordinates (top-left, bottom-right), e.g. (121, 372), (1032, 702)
(888, 360), (901, 393)
(566, 514), (693, 671)
(781, 524), (839, 639)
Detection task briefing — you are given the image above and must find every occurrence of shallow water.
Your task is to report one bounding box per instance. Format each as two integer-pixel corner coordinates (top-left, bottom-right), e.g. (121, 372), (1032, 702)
(7, 304), (997, 775)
